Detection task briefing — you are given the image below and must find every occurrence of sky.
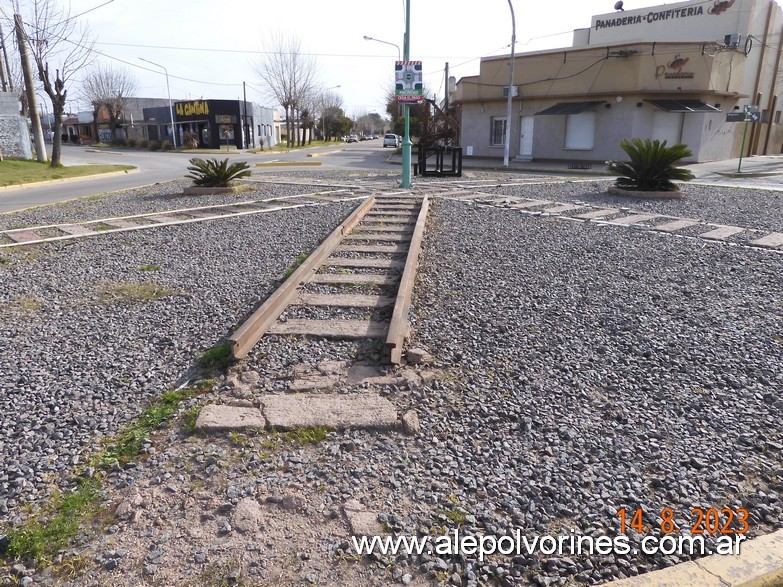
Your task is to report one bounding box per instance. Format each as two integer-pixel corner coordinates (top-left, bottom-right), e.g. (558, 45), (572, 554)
(7, 0), (719, 117)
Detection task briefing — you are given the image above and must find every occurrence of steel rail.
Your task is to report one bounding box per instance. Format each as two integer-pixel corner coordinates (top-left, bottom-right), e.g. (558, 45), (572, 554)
(228, 195), (377, 359)
(385, 195), (429, 364)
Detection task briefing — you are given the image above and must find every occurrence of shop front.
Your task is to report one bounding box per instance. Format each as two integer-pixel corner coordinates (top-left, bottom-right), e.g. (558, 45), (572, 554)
(174, 99), (254, 149)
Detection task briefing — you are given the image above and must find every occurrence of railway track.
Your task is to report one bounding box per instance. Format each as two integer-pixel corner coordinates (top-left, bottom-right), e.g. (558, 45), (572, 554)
(229, 192), (428, 364)
(0, 189), (366, 249)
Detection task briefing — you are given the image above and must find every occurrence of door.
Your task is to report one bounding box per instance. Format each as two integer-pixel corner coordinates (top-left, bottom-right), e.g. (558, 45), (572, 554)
(518, 116), (534, 159)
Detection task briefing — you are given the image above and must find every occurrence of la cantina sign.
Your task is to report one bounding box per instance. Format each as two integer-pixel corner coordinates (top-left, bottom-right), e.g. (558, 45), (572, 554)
(595, 0), (735, 29)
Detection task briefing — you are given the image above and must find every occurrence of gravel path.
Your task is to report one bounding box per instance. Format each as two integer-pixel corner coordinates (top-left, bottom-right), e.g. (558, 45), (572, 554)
(0, 198), (357, 519)
(483, 180), (783, 232)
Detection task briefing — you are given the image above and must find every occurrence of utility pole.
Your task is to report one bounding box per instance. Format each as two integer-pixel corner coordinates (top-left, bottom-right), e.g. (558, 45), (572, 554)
(503, 0), (516, 167)
(14, 14), (47, 162)
(444, 62), (449, 113)
(400, 0), (412, 188)
(0, 22), (9, 92)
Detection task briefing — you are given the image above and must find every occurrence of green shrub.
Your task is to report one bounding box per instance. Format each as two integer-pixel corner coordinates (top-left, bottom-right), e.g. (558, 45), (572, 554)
(161, 139), (173, 151)
(606, 138), (695, 192)
(136, 139), (148, 149)
(125, 137), (136, 148)
(147, 140), (161, 151)
(186, 158), (252, 187)
(111, 137), (125, 147)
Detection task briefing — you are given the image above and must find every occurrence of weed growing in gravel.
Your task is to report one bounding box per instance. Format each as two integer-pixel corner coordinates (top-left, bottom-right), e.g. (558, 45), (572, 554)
(197, 343), (233, 374)
(6, 476), (101, 564)
(283, 426), (330, 444)
(440, 508), (468, 525)
(97, 281), (181, 303)
(90, 223), (115, 232)
(283, 251), (310, 278)
(198, 560), (246, 586)
(3, 296), (43, 315)
(181, 405), (203, 434)
(136, 264), (160, 271)
(49, 553), (92, 580)
(96, 388), (198, 467)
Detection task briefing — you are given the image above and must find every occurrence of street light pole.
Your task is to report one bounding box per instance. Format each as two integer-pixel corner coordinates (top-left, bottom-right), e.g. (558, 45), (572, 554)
(503, 0), (516, 167)
(139, 57), (177, 149)
(362, 35), (401, 61)
(400, 0), (412, 188)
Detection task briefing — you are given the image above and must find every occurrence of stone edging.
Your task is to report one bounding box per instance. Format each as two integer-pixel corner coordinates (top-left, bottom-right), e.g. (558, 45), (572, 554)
(607, 186), (684, 200)
(602, 528), (783, 586)
(182, 184), (253, 195)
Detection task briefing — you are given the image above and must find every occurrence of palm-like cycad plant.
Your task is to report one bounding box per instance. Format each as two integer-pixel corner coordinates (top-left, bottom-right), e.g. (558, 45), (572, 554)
(186, 158), (252, 187)
(607, 138), (694, 191)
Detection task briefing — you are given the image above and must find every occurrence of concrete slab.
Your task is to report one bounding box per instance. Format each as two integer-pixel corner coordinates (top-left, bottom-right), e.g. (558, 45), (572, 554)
(293, 293), (395, 308)
(324, 257), (404, 269)
(365, 211), (416, 217)
(289, 374), (342, 391)
(195, 404), (266, 432)
(58, 224), (98, 236)
(335, 244), (407, 254)
(574, 208), (619, 220)
(606, 213), (659, 225)
(700, 225), (745, 240)
(353, 225), (413, 233)
(603, 560), (725, 586)
(750, 232), (783, 248)
(509, 199), (552, 209)
(5, 230), (43, 243)
(652, 219), (701, 233)
(268, 319), (389, 339)
(343, 233), (412, 242)
(343, 499), (384, 536)
(543, 204), (587, 214)
(309, 274), (397, 285)
(101, 219), (140, 229)
(144, 214), (182, 224)
(262, 393), (398, 430)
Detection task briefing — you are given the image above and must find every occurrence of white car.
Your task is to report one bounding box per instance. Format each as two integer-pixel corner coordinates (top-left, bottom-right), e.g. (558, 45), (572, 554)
(383, 134), (400, 148)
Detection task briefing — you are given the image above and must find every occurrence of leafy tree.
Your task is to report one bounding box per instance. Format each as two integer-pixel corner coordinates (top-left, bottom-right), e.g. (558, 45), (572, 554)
(606, 138), (695, 192)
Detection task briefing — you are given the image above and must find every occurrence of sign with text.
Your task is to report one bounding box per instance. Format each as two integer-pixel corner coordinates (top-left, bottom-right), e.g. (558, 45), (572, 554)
(395, 61), (423, 103)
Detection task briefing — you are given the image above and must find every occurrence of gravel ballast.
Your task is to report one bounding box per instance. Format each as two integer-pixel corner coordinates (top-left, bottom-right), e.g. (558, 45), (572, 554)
(0, 198), (357, 519)
(0, 173), (781, 586)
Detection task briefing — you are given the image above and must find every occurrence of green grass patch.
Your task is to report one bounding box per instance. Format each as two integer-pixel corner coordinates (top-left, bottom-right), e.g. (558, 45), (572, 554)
(0, 160), (135, 187)
(136, 264), (161, 272)
(283, 252), (309, 278)
(95, 388), (198, 468)
(440, 508), (468, 525)
(197, 343), (233, 374)
(97, 280), (181, 303)
(282, 426), (330, 444)
(5, 477), (101, 564)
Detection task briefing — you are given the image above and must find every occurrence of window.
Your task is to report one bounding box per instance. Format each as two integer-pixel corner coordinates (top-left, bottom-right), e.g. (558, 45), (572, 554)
(564, 112), (595, 150)
(490, 117), (507, 146)
(775, 110), (781, 124)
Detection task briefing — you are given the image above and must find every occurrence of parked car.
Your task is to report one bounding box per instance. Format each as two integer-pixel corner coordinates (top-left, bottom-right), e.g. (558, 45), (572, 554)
(383, 133), (400, 148)
(347, 135), (358, 143)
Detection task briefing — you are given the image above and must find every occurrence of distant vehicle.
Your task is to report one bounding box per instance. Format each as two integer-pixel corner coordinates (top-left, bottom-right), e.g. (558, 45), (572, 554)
(383, 133), (400, 148)
(347, 135), (358, 143)
(371, 134), (379, 139)
(359, 135), (368, 141)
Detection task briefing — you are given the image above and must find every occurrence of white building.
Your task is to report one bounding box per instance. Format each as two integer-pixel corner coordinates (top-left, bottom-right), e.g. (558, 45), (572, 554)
(453, 0), (783, 162)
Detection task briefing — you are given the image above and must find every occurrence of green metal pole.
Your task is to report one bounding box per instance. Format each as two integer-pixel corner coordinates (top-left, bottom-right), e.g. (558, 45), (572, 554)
(737, 117), (749, 173)
(400, 0), (412, 188)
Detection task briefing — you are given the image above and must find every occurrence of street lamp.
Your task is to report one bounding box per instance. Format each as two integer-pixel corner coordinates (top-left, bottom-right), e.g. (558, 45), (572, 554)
(363, 35), (401, 61)
(139, 57), (177, 149)
(503, 0), (516, 167)
(321, 84), (341, 142)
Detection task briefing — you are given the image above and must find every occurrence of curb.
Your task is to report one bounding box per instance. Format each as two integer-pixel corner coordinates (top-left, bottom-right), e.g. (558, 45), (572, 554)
(0, 168), (138, 193)
(255, 161), (322, 167)
(602, 529), (783, 587)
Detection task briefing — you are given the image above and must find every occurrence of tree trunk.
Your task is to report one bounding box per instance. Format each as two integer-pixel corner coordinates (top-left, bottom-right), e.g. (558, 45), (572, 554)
(50, 101), (64, 166)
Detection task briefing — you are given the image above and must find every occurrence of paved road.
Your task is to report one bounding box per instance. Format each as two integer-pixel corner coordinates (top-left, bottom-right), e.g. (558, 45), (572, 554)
(0, 141), (394, 214)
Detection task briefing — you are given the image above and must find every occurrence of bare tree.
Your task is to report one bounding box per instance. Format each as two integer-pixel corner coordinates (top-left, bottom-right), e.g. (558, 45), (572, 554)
(7, 0), (95, 165)
(252, 33), (318, 148)
(81, 63), (137, 143)
(317, 89), (343, 141)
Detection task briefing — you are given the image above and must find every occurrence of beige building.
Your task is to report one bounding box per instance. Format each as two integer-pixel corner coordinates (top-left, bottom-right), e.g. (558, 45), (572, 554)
(453, 0), (783, 163)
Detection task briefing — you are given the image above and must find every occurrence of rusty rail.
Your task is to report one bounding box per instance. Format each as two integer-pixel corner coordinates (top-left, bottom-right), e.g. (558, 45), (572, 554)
(385, 195), (429, 364)
(229, 195), (376, 359)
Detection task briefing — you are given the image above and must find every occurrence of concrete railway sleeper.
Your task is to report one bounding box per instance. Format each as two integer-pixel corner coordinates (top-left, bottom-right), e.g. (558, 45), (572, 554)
(228, 192), (429, 363)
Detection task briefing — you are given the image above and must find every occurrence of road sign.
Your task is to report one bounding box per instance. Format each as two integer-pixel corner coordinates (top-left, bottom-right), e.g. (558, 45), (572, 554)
(395, 61), (423, 104)
(743, 104), (760, 114)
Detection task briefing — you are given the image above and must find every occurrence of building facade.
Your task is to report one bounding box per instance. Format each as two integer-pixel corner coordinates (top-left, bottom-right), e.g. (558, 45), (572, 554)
(453, 0), (783, 162)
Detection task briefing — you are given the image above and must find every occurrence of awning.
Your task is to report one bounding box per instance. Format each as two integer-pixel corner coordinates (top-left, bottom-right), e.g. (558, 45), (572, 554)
(535, 101), (606, 115)
(645, 99), (721, 113)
